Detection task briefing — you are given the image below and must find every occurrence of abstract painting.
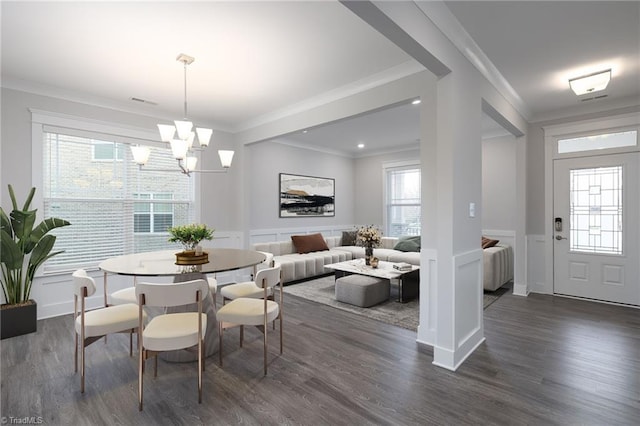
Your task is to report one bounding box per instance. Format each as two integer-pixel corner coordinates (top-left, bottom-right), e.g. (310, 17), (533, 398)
(279, 173), (335, 217)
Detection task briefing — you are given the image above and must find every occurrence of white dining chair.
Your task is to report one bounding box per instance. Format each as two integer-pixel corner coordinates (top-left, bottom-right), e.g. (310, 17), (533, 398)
(216, 263), (283, 375)
(219, 252), (274, 304)
(135, 279), (209, 411)
(72, 269), (141, 393)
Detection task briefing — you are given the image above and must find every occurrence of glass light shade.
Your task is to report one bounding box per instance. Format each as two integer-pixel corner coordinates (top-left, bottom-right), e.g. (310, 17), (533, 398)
(174, 120), (193, 140)
(185, 156), (198, 172)
(131, 145), (151, 165)
(196, 127), (213, 147)
(218, 150), (234, 168)
(157, 124), (176, 142)
(569, 69), (611, 96)
(170, 139), (189, 160)
(186, 132), (195, 150)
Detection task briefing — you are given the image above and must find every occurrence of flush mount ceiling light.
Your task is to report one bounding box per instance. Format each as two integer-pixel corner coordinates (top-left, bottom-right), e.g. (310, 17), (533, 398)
(131, 53), (234, 176)
(569, 69), (611, 96)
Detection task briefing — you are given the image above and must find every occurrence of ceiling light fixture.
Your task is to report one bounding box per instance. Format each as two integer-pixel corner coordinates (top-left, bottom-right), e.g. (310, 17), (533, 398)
(411, 99), (421, 105)
(131, 53), (234, 176)
(357, 143), (365, 149)
(569, 69), (611, 96)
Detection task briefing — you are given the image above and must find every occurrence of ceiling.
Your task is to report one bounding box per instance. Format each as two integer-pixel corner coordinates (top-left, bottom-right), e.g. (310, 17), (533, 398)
(2, 1), (638, 156)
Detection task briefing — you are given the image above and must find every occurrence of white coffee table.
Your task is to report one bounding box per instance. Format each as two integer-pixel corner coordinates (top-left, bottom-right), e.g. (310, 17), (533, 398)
(325, 259), (419, 303)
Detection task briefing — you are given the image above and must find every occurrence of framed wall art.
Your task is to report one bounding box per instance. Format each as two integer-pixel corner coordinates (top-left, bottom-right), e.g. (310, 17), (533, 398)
(279, 173), (335, 217)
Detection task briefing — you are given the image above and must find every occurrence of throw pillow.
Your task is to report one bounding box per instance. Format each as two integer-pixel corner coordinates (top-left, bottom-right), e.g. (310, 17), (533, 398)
(481, 236), (499, 249)
(291, 233), (329, 254)
(394, 236), (421, 252)
(341, 230), (357, 246)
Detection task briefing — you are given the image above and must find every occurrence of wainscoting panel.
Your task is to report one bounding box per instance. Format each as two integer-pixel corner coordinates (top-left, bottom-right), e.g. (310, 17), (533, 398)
(417, 248), (437, 346)
(31, 231), (246, 319)
(527, 234), (548, 294)
(249, 225), (355, 245)
(433, 248), (485, 371)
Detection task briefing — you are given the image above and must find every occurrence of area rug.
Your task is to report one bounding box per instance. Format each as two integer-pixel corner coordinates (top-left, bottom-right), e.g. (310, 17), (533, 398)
(283, 275), (509, 332)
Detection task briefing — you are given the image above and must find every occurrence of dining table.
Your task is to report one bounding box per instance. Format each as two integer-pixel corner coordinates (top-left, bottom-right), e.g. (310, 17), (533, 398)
(99, 248), (266, 362)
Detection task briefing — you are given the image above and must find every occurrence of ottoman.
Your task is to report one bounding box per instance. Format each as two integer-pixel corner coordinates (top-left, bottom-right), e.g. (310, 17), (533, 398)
(335, 275), (390, 307)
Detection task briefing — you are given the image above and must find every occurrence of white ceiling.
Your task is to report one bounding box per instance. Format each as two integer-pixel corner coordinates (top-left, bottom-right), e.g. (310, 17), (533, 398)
(2, 1), (639, 156)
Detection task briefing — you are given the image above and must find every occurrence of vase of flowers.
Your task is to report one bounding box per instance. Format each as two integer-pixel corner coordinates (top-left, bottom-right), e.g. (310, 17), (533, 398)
(357, 225), (382, 265)
(168, 223), (214, 265)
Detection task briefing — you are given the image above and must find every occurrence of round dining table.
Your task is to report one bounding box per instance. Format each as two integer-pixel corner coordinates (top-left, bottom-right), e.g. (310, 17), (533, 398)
(99, 248), (266, 362)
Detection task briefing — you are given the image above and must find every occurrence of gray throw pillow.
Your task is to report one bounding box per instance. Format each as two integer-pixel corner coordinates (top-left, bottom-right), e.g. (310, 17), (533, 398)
(394, 237), (420, 252)
(342, 231), (357, 246)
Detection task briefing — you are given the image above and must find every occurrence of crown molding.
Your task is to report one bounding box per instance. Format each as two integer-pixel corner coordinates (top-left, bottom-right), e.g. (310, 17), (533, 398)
(415, 1), (532, 121)
(234, 60), (424, 133)
(1, 76), (234, 133)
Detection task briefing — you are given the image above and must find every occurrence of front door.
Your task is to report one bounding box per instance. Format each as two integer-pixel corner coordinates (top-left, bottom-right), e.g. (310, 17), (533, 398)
(553, 153), (640, 305)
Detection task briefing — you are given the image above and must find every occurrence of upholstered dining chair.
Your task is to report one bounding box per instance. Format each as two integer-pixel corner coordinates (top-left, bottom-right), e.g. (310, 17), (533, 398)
(216, 263), (283, 375)
(135, 279), (208, 411)
(72, 269), (141, 393)
(219, 252), (274, 304)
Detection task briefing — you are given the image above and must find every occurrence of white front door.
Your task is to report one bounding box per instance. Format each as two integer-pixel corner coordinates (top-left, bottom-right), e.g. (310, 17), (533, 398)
(553, 153), (640, 305)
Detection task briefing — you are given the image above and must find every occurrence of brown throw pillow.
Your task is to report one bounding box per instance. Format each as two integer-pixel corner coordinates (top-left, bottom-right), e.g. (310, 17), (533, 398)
(291, 233), (329, 254)
(481, 236), (499, 249)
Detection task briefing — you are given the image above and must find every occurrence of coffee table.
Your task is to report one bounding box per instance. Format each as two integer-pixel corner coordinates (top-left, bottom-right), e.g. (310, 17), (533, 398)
(325, 259), (419, 303)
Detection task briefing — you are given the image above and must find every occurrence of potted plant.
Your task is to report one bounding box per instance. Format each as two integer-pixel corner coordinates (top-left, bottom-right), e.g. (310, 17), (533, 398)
(168, 223), (214, 265)
(1, 185), (70, 339)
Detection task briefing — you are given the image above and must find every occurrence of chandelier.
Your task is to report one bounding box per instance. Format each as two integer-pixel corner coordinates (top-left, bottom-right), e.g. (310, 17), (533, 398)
(131, 53), (234, 176)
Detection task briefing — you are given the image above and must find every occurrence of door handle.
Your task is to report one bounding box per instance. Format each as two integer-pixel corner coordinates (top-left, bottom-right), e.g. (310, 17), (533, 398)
(555, 235), (567, 240)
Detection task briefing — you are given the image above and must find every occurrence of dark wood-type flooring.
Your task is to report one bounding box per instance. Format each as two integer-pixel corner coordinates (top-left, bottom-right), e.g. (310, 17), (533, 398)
(1, 290), (639, 425)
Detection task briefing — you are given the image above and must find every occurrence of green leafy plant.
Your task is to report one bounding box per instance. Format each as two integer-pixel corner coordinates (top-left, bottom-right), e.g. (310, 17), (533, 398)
(168, 223), (214, 251)
(1, 185), (70, 305)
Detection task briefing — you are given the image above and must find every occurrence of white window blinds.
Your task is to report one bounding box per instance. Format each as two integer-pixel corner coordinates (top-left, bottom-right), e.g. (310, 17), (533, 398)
(42, 130), (195, 273)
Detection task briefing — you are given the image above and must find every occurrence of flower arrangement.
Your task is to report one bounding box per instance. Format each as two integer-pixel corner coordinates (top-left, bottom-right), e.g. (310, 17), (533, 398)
(168, 223), (214, 252)
(356, 225), (382, 248)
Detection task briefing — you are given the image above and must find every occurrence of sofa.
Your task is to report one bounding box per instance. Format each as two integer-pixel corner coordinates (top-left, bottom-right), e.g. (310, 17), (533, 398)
(252, 233), (512, 290)
(252, 233), (419, 284)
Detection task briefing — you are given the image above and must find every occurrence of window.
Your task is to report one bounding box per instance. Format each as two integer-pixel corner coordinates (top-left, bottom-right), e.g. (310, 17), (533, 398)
(92, 141), (124, 161)
(134, 193), (174, 233)
(569, 166), (623, 255)
(558, 130), (637, 154)
(42, 131), (195, 273)
(385, 165), (421, 237)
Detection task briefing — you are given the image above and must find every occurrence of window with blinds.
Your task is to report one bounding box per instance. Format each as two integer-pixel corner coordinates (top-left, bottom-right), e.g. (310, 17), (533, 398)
(42, 131), (195, 273)
(386, 166), (421, 237)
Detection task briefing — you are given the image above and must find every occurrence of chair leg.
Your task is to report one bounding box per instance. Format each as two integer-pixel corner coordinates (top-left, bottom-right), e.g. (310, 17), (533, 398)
(263, 324), (268, 376)
(280, 313), (283, 355)
(138, 348), (144, 411)
(81, 340), (86, 393)
(74, 332), (78, 373)
(129, 331), (133, 357)
(198, 338), (203, 404)
(218, 322), (223, 367)
(240, 325), (244, 347)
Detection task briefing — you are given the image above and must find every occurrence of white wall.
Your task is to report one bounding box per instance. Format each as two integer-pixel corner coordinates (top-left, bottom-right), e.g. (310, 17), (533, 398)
(354, 149), (420, 228)
(482, 134), (516, 231)
(247, 140), (355, 231)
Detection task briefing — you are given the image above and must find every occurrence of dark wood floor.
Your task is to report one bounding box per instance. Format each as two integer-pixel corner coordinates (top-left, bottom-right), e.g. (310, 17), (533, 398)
(2, 290), (639, 425)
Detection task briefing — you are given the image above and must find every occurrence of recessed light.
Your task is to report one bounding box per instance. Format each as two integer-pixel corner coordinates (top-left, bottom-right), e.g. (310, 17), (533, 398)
(411, 99), (421, 105)
(357, 143), (365, 149)
(302, 130), (308, 134)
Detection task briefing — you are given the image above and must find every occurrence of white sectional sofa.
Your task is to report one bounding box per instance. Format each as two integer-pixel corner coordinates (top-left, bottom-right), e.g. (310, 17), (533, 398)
(252, 235), (419, 284)
(252, 233), (512, 291)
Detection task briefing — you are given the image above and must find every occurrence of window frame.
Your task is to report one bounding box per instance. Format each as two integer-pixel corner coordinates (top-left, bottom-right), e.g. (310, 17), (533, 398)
(382, 160), (421, 238)
(30, 109), (201, 276)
